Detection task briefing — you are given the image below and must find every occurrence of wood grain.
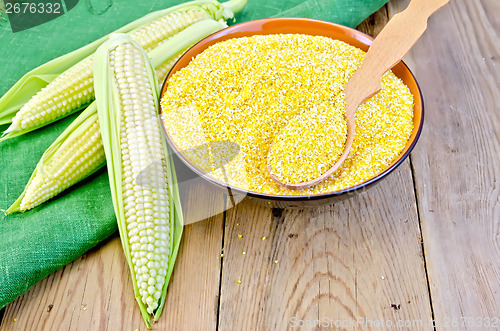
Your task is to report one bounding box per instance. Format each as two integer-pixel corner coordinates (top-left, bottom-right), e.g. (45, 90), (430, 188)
(7, 2), (493, 330)
(0, 179), (226, 331)
(218, 162), (433, 330)
(216, 6), (437, 330)
(357, 5), (389, 38)
(0, 4), (431, 330)
(396, 0), (500, 326)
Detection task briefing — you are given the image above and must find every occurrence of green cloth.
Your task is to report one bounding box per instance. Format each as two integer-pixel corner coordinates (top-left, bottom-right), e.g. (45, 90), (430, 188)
(0, 0), (387, 310)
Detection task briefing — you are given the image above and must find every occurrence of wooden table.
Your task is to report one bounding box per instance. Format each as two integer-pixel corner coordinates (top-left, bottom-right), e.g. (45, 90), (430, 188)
(1, 0), (499, 329)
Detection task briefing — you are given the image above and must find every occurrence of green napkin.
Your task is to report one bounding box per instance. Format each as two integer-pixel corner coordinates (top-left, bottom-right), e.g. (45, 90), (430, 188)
(0, 0), (387, 310)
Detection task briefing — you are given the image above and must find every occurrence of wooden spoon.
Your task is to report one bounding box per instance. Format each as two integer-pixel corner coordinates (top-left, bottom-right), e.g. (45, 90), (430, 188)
(268, 0), (450, 190)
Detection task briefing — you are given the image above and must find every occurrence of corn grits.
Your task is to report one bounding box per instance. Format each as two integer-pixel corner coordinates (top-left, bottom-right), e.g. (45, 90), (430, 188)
(161, 34), (414, 195)
(268, 96), (348, 184)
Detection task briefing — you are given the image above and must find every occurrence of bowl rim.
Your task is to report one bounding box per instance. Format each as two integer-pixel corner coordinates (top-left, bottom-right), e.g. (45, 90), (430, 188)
(159, 17), (424, 201)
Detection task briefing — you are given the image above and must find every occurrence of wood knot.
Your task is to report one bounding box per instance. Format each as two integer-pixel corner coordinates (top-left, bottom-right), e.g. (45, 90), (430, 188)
(272, 208), (283, 218)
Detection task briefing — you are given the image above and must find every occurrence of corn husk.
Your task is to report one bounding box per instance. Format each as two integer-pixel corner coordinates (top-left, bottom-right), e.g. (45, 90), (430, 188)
(94, 34), (183, 328)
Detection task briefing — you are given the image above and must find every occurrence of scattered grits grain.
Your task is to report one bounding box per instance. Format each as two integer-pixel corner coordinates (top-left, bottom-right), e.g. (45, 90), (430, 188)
(268, 96), (348, 184)
(161, 34), (414, 195)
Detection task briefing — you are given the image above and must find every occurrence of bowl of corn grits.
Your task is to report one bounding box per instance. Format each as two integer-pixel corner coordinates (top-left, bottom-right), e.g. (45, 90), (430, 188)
(159, 17), (423, 207)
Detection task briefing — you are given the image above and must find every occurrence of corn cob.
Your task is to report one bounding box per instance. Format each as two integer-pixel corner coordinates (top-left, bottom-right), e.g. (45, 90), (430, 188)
(94, 33), (174, 327)
(0, 0), (246, 142)
(4, 103), (104, 214)
(4, 19), (227, 214)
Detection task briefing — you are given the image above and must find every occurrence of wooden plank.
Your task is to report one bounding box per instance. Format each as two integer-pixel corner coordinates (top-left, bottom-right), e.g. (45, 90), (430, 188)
(397, 0), (500, 327)
(0, 4), (441, 330)
(357, 4), (390, 37)
(218, 162), (433, 330)
(0, 179), (226, 331)
(217, 7), (434, 329)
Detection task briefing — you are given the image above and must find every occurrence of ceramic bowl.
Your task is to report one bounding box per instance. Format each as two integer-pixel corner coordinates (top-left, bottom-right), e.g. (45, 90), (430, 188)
(159, 18), (423, 209)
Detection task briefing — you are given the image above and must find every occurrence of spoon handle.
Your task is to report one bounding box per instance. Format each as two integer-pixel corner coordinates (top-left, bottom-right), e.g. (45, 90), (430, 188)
(344, 0), (450, 118)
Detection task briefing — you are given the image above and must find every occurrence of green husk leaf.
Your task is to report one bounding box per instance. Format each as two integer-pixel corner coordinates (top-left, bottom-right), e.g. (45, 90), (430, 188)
(94, 34), (182, 328)
(0, 0), (238, 129)
(154, 133), (184, 322)
(149, 18), (228, 68)
(222, 0), (247, 15)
